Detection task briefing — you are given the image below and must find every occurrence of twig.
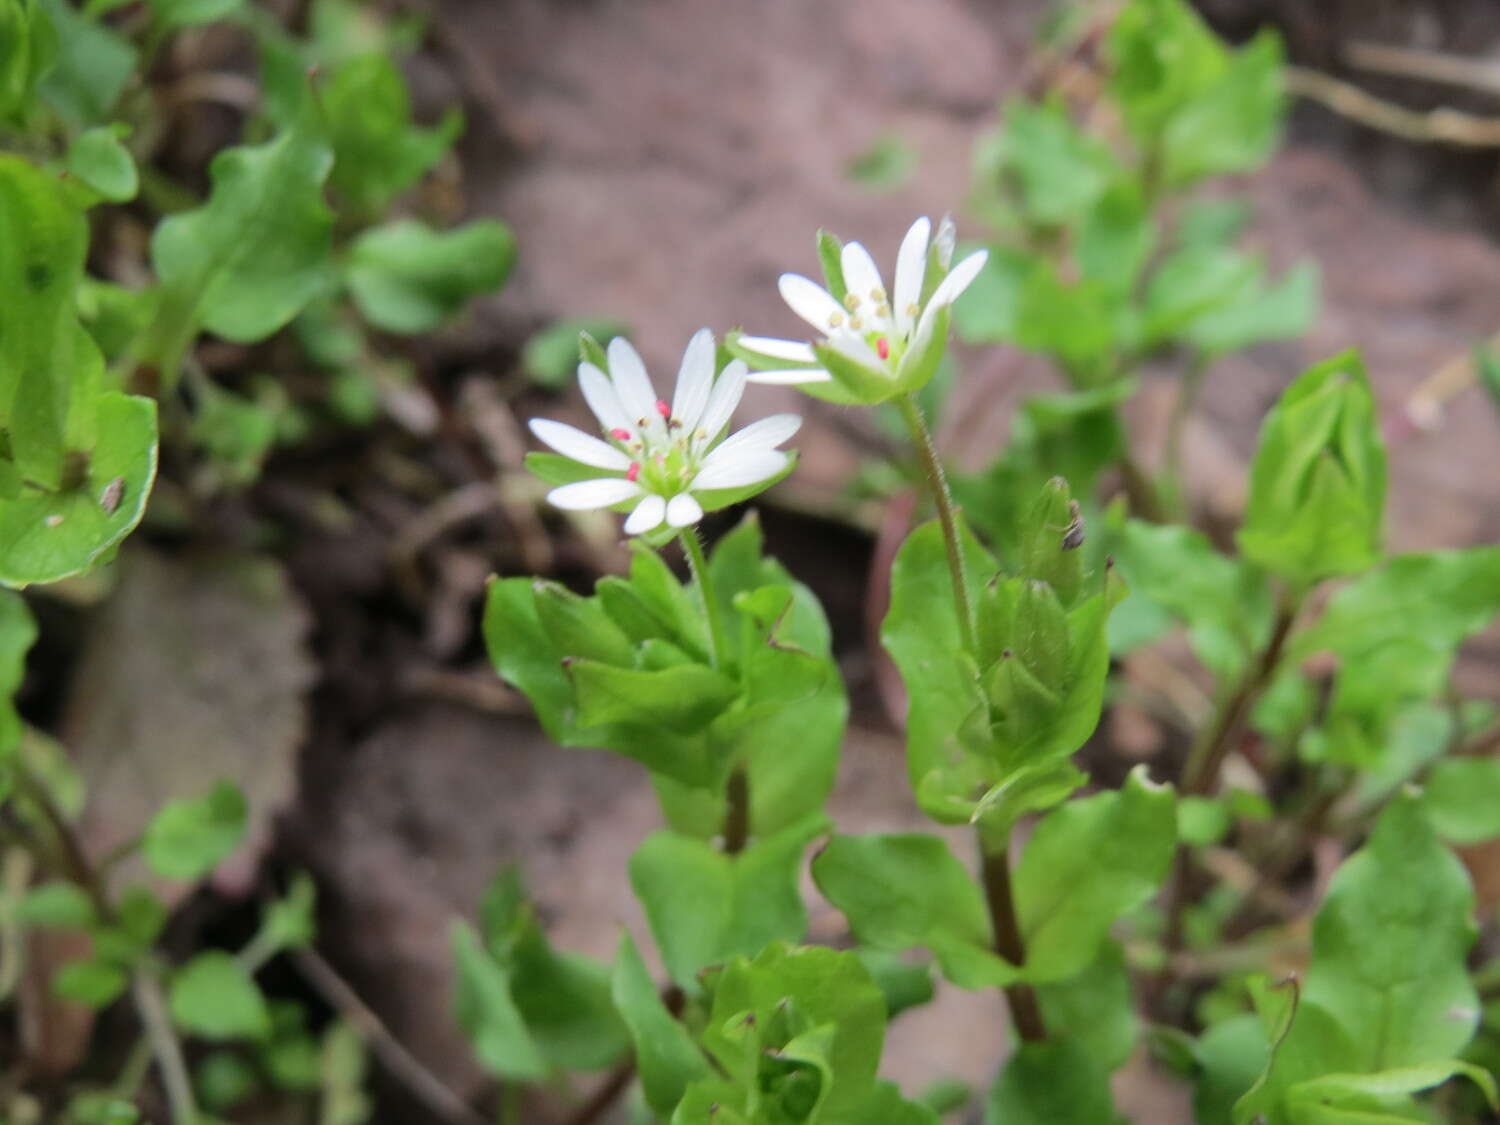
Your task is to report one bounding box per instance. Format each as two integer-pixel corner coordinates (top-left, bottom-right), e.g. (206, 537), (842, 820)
(292, 946), (489, 1125)
(562, 1062), (636, 1125)
(133, 972), (198, 1125)
(1400, 329), (1500, 435)
(1287, 65), (1500, 147)
(1345, 41), (1500, 97)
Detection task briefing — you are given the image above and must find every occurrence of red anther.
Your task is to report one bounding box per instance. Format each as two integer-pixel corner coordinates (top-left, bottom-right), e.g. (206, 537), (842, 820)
(656, 400), (672, 419)
(627, 462), (641, 482)
(611, 427), (633, 441)
(876, 337), (890, 361)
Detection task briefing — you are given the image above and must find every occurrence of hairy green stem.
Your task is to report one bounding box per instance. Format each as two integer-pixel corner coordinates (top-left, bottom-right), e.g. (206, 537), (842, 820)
(895, 394), (975, 653)
(680, 528), (728, 670)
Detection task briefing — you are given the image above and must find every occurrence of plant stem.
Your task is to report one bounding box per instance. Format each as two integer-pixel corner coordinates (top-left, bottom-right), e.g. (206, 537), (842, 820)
(978, 832), (1046, 1042)
(679, 528), (728, 670)
(1180, 591), (1301, 797)
(133, 970), (199, 1125)
(722, 765), (750, 856)
(895, 394), (975, 654)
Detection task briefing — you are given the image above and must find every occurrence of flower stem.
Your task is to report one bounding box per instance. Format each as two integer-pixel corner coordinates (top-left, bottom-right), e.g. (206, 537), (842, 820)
(679, 528), (729, 670)
(979, 830), (1046, 1042)
(134, 969), (199, 1125)
(895, 394), (975, 654)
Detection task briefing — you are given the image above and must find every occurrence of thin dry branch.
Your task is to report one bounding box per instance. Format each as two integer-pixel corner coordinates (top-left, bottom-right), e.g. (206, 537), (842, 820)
(1287, 65), (1500, 147)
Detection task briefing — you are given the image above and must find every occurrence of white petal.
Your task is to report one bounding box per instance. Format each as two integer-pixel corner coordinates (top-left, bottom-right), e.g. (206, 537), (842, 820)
(746, 368), (833, 385)
(547, 478), (642, 510)
(737, 335), (816, 363)
(914, 249), (988, 346)
(934, 215), (956, 269)
(672, 328), (715, 431)
(665, 492), (703, 528)
(829, 330), (886, 371)
(693, 450), (788, 491)
(893, 216), (930, 339)
(623, 493), (666, 534)
(708, 414), (801, 463)
(928, 249), (988, 310)
(578, 362), (633, 436)
(779, 274), (845, 335)
(529, 418), (632, 470)
(696, 359), (747, 442)
(840, 241), (886, 309)
(607, 337), (659, 425)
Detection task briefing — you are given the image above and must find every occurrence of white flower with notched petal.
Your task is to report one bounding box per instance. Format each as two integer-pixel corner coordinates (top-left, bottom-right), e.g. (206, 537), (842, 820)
(735, 216), (987, 403)
(528, 331), (800, 535)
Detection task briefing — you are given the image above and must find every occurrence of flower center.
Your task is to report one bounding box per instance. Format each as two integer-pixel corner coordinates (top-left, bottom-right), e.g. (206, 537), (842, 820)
(611, 411), (707, 497)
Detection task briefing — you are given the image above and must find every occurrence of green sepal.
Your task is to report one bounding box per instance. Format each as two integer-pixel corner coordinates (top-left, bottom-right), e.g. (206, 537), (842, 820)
(813, 340), (898, 405)
(816, 228), (846, 301)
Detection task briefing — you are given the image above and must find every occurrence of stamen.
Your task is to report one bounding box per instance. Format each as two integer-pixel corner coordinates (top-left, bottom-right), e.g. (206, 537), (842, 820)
(869, 287), (885, 301)
(610, 427), (632, 442)
(843, 293), (861, 311)
(627, 462), (641, 482)
(829, 311), (845, 328)
(906, 302), (921, 318)
(849, 315), (863, 331)
(876, 337), (890, 361)
(656, 400), (672, 419)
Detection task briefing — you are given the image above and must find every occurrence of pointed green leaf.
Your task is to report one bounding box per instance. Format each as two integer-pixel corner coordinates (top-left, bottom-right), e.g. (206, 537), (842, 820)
(346, 219), (513, 335)
(141, 780), (247, 881)
(169, 951), (271, 1040)
(612, 931), (710, 1114)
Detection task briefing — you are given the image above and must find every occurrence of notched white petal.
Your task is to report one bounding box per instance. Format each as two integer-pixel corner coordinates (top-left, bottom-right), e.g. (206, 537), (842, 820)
(928, 249), (988, 309)
(779, 274), (845, 333)
(578, 362), (633, 435)
(697, 359), (748, 441)
(672, 327), (716, 431)
(709, 414), (801, 462)
(693, 450), (788, 491)
(607, 336), (658, 423)
(840, 241), (886, 308)
(665, 492), (703, 528)
(547, 478), (642, 511)
(623, 493), (667, 534)
(737, 335), (817, 363)
(745, 368), (834, 386)
(893, 216), (930, 338)
(529, 418), (632, 470)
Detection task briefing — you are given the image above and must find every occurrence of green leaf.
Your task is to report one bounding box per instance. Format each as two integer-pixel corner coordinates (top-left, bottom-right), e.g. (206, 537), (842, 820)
(346, 219), (514, 334)
(1035, 940), (1137, 1071)
(568, 659), (736, 735)
(53, 958), (128, 1007)
(169, 951), (272, 1040)
(0, 391), (158, 588)
(985, 1039), (1123, 1124)
(522, 318), (629, 390)
(1158, 30), (1284, 189)
(812, 832), (1016, 990)
(952, 245), (1031, 345)
(855, 950), (935, 1019)
(612, 931), (710, 1115)
(1420, 758), (1500, 844)
(323, 52), (462, 214)
(63, 125), (137, 202)
(18, 880), (96, 928)
(1238, 350), (1386, 587)
(450, 922), (547, 1080)
(1193, 1015), (1270, 1125)
(999, 98), (1119, 227)
(0, 0), (58, 122)
(1013, 766), (1176, 982)
(145, 0), (241, 31)
(1185, 261), (1320, 357)
(630, 815), (826, 988)
(701, 944), (886, 1120)
(881, 518), (994, 810)
(141, 781), (248, 881)
(1077, 180), (1154, 292)
(1235, 796), (1479, 1123)
(36, 0), (135, 127)
(845, 132), (915, 191)
(151, 107), (335, 351)
(1012, 262), (1119, 384)
(0, 589), (36, 753)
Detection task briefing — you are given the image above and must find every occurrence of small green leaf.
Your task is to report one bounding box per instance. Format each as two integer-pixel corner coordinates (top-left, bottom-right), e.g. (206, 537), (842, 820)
(522, 318), (628, 390)
(611, 930), (711, 1115)
(17, 880), (96, 928)
(630, 815), (826, 987)
(346, 219), (514, 335)
(0, 0), (59, 123)
(846, 132), (915, 191)
(323, 52), (462, 214)
(1035, 941), (1137, 1071)
(53, 959), (128, 1007)
(986, 1039), (1123, 1124)
(1013, 766), (1176, 982)
(151, 107), (335, 353)
(146, 0), (241, 31)
(141, 781), (248, 881)
(169, 951), (271, 1040)
(568, 659), (737, 735)
(1000, 98), (1120, 227)
(1420, 758), (1500, 844)
(1238, 350), (1386, 587)
(36, 0), (135, 127)
(450, 922), (547, 1080)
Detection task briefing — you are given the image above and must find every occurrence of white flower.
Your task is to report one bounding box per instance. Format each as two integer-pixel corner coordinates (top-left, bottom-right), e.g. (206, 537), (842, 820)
(529, 331), (800, 535)
(738, 216), (988, 391)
